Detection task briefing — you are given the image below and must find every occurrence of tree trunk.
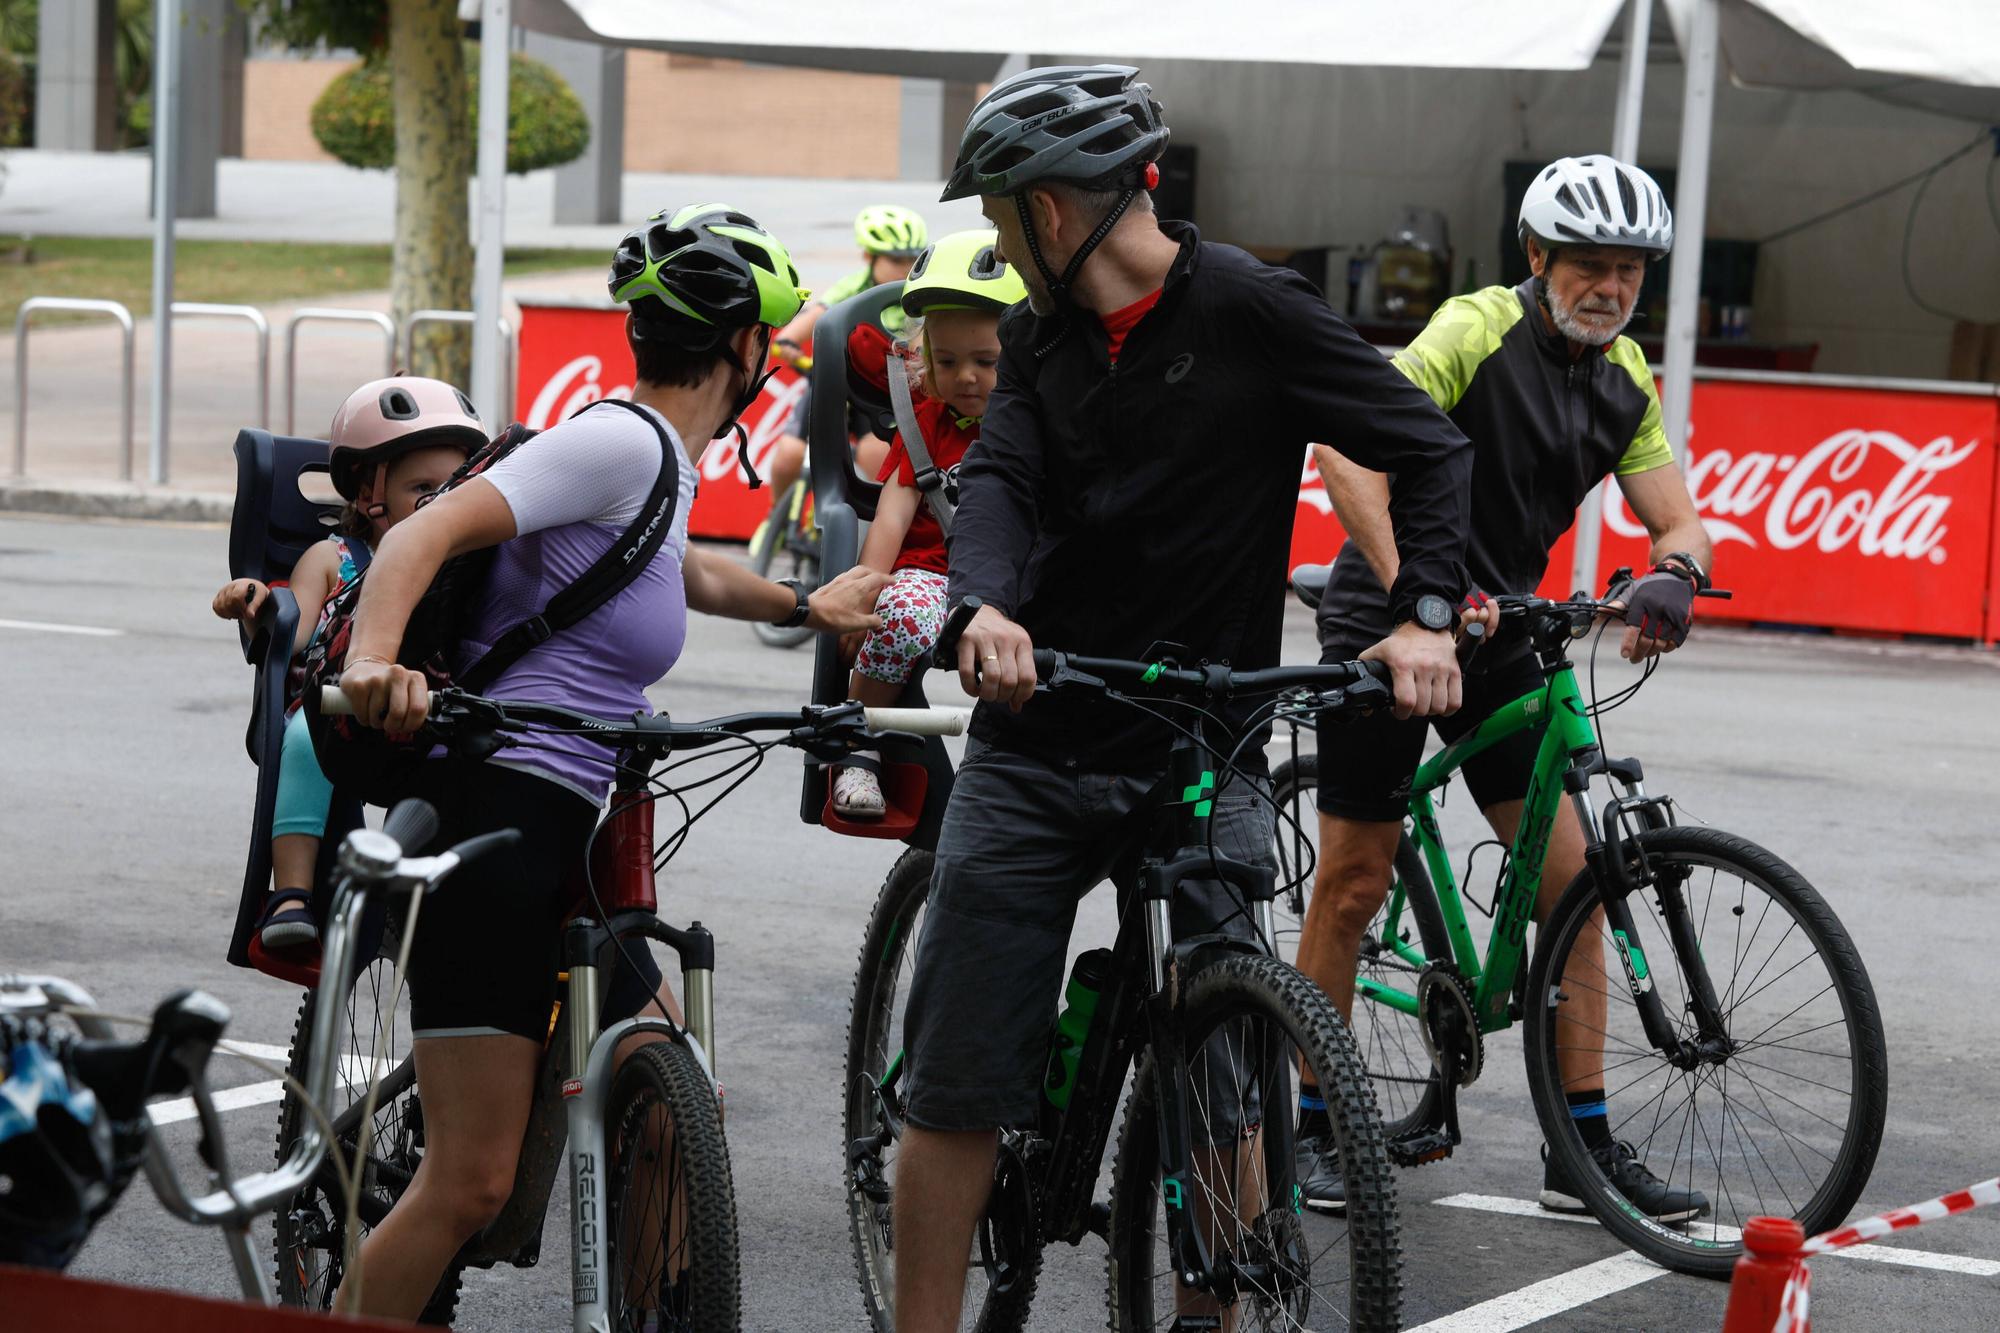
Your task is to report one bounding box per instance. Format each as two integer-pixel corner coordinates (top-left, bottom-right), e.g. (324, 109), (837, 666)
(388, 0), (471, 385)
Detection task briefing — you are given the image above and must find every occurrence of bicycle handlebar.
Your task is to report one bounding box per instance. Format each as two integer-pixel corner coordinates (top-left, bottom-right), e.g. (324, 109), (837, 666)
(316, 685), (967, 741)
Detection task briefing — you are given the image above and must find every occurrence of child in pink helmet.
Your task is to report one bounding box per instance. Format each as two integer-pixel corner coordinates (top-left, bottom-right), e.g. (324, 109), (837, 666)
(211, 376), (486, 952)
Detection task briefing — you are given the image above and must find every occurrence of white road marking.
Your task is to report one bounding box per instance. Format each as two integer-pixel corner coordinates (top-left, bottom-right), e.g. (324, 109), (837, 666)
(1404, 1251), (1667, 1332)
(0, 617), (124, 637)
(147, 1078), (287, 1126)
(1435, 1193), (2000, 1276)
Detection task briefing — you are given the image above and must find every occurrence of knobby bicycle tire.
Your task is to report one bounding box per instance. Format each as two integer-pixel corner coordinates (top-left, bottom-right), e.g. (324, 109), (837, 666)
(1522, 825), (1888, 1277)
(843, 847), (1042, 1332)
(272, 956), (461, 1325)
(602, 1040), (741, 1329)
(750, 483), (819, 650)
(1271, 753), (1451, 1140)
(1106, 952), (1403, 1332)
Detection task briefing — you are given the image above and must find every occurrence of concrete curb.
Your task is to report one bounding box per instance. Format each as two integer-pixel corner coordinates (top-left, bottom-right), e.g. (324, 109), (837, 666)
(0, 483), (232, 523)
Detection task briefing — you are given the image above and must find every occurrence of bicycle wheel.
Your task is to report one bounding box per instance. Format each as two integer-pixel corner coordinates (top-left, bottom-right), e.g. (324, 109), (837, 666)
(272, 945), (461, 1324)
(1269, 753), (1449, 1139)
(1522, 825), (1888, 1277)
(602, 1039), (740, 1330)
(751, 483), (820, 649)
(1107, 953), (1402, 1333)
(844, 848), (1040, 1332)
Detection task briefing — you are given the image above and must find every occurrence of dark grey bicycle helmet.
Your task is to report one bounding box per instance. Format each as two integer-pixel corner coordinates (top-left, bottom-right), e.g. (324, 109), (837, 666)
(940, 65), (1169, 202)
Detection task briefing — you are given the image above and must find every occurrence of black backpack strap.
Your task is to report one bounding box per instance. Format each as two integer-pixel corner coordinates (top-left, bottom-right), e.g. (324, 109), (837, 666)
(457, 399), (681, 693)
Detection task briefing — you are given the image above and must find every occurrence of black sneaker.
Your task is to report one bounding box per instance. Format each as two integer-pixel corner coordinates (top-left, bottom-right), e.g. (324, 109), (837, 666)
(1540, 1140), (1710, 1223)
(1294, 1134), (1346, 1215)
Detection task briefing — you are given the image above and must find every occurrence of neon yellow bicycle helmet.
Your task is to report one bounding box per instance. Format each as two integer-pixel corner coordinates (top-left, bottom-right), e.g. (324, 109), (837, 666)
(900, 229), (1027, 318)
(854, 204), (929, 258)
(609, 203), (810, 346)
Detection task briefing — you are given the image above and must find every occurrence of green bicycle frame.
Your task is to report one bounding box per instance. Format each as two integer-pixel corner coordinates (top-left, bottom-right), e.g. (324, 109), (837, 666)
(1353, 658), (1617, 1033)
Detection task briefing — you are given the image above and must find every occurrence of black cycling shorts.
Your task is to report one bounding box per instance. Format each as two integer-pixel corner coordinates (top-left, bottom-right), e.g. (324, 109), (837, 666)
(399, 759), (663, 1042)
(1314, 641), (1547, 824)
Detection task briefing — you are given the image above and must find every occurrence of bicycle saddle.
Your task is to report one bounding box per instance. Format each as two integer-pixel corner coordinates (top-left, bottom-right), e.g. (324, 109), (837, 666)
(1289, 562), (1332, 611)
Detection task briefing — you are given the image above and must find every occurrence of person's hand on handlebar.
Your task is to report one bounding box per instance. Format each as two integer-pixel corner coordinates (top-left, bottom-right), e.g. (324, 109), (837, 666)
(1459, 588), (1500, 640)
(956, 603), (1037, 711)
(338, 655), (430, 735)
(1359, 621), (1463, 720)
(1605, 566), (1696, 661)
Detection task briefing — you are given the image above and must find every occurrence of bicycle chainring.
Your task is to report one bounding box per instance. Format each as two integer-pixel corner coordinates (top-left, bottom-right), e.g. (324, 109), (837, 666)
(1416, 967), (1484, 1088)
(976, 1134), (1041, 1296)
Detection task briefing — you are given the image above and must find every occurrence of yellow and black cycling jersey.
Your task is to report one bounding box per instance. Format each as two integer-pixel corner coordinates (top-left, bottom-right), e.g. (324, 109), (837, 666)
(1317, 275), (1673, 648)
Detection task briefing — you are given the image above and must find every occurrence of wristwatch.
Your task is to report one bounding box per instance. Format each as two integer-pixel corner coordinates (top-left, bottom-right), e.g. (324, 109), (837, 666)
(1659, 550), (1712, 591)
(770, 577), (811, 629)
(1410, 594), (1454, 633)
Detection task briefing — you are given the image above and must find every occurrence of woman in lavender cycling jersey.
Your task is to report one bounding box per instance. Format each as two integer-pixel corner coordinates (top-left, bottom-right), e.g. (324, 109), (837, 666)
(331, 206), (886, 1319)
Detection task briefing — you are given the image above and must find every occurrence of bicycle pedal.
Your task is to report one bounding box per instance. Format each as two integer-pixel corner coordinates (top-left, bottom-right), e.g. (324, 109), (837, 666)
(1170, 1318), (1223, 1332)
(1387, 1129), (1456, 1168)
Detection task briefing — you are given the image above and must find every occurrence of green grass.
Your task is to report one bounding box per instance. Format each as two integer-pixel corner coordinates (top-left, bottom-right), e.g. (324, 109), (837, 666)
(0, 235), (604, 326)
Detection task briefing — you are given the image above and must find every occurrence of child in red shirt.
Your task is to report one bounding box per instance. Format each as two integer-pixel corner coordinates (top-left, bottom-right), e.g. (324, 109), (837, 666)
(835, 230), (1027, 817)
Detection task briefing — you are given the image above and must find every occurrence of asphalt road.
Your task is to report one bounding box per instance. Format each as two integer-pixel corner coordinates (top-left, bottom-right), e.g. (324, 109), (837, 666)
(3, 512), (1998, 1331)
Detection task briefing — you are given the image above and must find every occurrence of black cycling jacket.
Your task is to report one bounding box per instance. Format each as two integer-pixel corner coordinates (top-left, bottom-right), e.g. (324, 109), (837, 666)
(1317, 276), (1673, 650)
(948, 222), (1473, 771)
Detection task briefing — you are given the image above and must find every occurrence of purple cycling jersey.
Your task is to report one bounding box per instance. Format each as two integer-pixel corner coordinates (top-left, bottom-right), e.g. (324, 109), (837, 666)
(456, 400), (699, 802)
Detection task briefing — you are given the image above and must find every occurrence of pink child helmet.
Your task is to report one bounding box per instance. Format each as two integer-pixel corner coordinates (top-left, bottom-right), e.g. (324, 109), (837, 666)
(327, 376), (487, 513)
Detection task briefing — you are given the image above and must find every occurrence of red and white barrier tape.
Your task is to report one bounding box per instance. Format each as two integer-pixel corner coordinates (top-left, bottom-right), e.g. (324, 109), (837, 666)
(1771, 1176), (2000, 1333)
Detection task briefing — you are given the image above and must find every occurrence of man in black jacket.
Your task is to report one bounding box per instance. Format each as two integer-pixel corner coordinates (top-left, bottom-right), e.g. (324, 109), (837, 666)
(890, 65), (1476, 1329)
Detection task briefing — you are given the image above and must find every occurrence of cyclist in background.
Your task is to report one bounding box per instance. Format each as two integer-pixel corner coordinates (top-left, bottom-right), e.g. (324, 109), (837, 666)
(894, 66), (1475, 1331)
(764, 205), (930, 508)
(1293, 154), (1715, 1220)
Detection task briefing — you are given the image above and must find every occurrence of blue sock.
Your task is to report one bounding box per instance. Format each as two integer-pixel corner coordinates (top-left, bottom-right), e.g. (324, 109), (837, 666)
(1566, 1087), (1611, 1152)
(1297, 1083), (1330, 1139)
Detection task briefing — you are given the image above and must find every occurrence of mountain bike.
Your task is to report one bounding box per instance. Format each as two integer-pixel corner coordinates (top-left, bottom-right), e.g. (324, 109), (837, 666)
(845, 600), (1404, 1332)
(749, 468), (821, 649)
(0, 801), (502, 1302)
(285, 685), (962, 1329)
(1269, 581), (1888, 1276)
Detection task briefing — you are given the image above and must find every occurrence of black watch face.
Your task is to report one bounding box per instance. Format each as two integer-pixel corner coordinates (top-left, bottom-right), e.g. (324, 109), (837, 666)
(1416, 594), (1453, 632)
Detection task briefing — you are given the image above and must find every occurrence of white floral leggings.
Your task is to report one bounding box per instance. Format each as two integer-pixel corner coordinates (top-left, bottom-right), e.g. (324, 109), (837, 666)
(854, 568), (950, 685)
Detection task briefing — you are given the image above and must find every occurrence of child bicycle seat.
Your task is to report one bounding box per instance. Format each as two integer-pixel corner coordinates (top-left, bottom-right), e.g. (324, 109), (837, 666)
(802, 284), (955, 848)
(222, 429), (373, 986)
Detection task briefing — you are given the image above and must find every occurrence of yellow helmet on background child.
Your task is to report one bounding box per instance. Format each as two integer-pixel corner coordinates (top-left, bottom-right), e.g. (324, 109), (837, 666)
(900, 229), (1028, 318)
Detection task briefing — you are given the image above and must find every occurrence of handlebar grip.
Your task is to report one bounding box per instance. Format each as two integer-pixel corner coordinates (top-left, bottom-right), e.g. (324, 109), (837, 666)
(930, 596), (984, 669)
(863, 707), (970, 737)
(382, 799), (440, 857)
(1456, 619), (1487, 669)
(1359, 659), (1393, 685)
(447, 829), (521, 870)
(1030, 649), (1058, 679)
(318, 684), (353, 715)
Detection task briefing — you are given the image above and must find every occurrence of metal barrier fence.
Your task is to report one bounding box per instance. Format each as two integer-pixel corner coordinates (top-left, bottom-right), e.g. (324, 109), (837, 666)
(171, 302), (271, 433)
(401, 309), (514, 421)
(282, 308), (397, 435)
(7, 299), (521, 483)
(11, 297), (136, 481)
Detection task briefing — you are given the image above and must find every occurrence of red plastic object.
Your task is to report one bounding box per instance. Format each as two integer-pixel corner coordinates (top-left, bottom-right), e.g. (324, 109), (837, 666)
(0, 1262), (408, 1329)
(822, 761), (928, 839)
(590, 790), (659, 914)
(247, 934), (321, 990)
(1721, 1215), (1806, 1333)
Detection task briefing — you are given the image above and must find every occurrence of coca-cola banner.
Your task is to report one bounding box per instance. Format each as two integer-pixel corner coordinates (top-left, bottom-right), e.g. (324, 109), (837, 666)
(520, 302), (1998, 641)
(515, 302), (804, 541)
(1292, 379), (1998, 641)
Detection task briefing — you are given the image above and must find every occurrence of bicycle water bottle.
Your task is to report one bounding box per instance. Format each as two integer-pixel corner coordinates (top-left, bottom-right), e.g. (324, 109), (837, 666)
(1044, 949), (1111, 1111)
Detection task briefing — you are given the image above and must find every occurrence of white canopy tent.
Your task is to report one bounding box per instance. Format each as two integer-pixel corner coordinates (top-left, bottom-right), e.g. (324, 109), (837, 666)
(407, 1), (2000, 473)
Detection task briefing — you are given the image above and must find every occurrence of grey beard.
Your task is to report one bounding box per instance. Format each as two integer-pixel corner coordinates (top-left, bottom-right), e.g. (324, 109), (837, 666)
(1547, 288), (1633, 346)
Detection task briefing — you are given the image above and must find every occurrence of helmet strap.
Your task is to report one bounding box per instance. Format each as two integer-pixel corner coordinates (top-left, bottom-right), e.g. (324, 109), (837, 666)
(1018, 184), (1142, 357)
(362, 461), (390, 520)
(712, 330), (775, 490)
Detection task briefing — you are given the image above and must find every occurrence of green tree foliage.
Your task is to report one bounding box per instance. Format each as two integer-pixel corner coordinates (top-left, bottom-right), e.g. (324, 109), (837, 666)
(310, 46), (589, 175)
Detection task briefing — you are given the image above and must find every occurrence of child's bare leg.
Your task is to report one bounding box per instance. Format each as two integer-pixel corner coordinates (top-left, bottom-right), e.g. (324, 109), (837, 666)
(273, 833), (320, 894)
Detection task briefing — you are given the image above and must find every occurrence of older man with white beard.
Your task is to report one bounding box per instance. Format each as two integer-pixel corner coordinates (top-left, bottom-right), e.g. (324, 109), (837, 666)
(1291, 155), (1717, 1221)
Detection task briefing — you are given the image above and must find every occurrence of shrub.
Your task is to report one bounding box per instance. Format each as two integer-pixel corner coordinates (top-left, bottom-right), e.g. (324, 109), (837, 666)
(310, 46), (589, 174)
(0, 49), (27, 149)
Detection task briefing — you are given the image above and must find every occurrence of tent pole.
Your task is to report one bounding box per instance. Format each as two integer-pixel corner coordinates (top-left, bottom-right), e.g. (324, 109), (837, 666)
(148, 0), (179, 484)
(471, 0), (512, 430)
(1661, 0), (1718, 467)
(1571, 0), (1654, 596)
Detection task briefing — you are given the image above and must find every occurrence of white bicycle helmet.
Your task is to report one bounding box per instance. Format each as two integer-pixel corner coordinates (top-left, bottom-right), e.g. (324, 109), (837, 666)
(1518, 156), (1673, 256)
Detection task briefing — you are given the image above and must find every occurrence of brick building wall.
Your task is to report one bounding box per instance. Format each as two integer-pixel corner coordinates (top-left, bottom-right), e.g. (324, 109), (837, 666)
(239, 52), (903, 179)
